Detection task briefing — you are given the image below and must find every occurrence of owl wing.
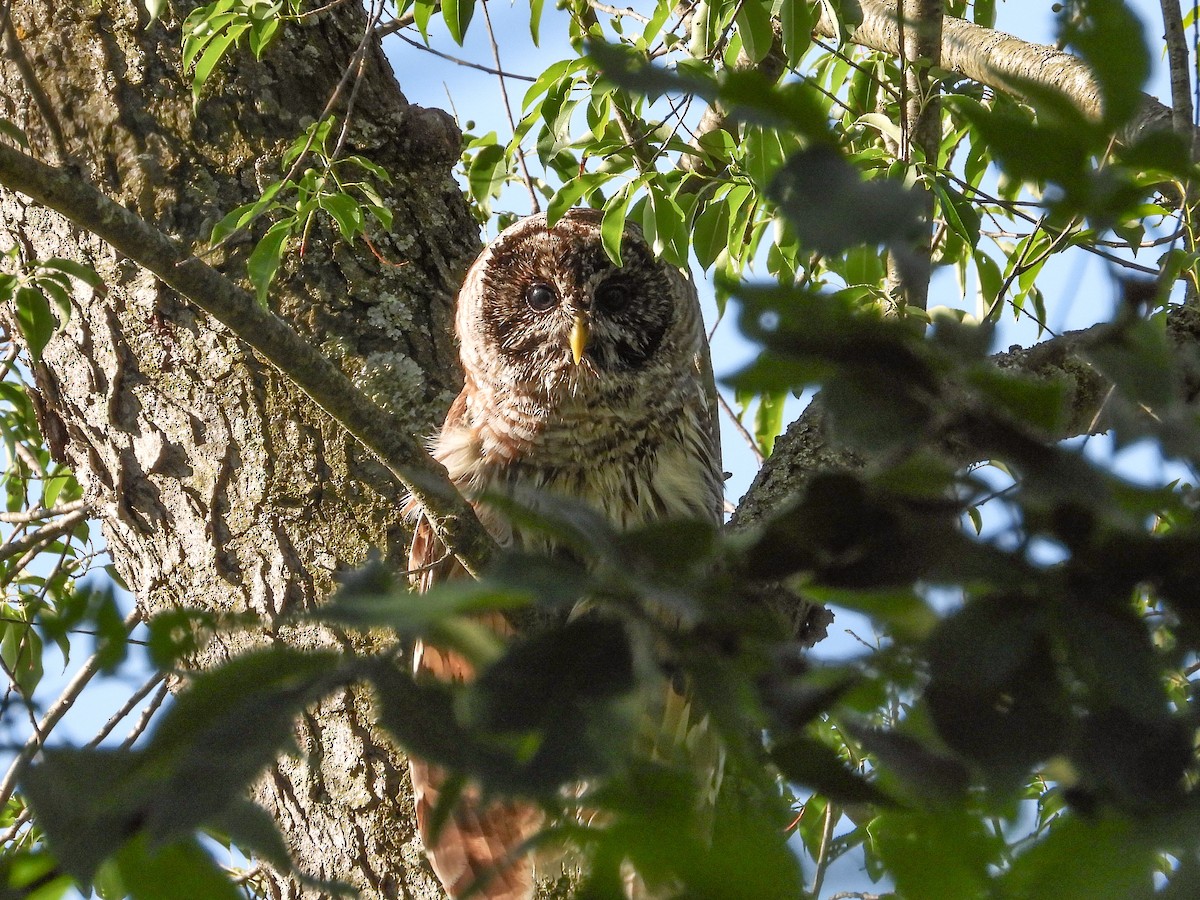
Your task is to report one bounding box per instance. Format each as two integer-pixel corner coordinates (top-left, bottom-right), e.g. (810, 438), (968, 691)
(408, 498), (542, 900)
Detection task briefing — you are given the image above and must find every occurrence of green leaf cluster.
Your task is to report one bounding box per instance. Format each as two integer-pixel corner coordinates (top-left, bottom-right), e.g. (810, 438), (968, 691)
(209, 118), (394, 306)
(182, 0), (302, 104)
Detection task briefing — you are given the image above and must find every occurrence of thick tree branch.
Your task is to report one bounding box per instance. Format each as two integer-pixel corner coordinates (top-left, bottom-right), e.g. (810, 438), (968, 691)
(1159, 0), (1194, 141)
(816, 0), (1182, 147)
(685, 0), (1185, 192)
(0, 143), (497, 577)
(730, 303), (1200, 529)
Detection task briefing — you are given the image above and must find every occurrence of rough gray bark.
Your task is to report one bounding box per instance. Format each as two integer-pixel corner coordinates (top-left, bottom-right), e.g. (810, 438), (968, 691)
(0, 1), (481, 896)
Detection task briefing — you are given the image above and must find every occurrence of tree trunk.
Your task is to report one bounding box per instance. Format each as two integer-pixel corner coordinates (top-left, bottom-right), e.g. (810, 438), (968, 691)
(0, 1), (485, 895)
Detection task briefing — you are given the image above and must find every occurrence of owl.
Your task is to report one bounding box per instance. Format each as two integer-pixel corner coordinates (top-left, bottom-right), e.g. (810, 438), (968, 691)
(408, 208), (724, 900)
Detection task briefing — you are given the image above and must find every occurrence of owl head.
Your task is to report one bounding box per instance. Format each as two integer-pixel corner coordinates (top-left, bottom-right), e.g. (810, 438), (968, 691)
(455, 209), (704, 405)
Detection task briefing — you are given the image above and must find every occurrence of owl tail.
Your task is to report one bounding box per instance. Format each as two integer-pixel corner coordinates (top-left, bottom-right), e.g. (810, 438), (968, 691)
(409, 754), (541, 900)
(626, 679), (726, 900)
(410, 634), (543, 900)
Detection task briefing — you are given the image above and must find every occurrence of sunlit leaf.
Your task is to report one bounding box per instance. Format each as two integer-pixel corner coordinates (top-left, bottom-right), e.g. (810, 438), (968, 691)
(442, 0), (476, 45)
(247, 219), (293, 307)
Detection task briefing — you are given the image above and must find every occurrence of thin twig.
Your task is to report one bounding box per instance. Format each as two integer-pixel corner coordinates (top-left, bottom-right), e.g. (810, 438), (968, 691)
(717, 391), (764, 464)
(479, 0), (541, 213)
(375, 0), (441, 38)
(330, 0), (384, 162)
(0, 651), (43, 743)
(0, 618), (150, 646)
(809, 799), (837, 898)
(0, 498), (88, 525)
(13, 441), (44, 478)
(0, 806), (30, 844)
(0, 607), (142, 810)
(393, 33), (536, 82)
(86, 673), (167, 748)
(945, 169), (1161, 275)
(573, 2), (656, 171)
(294, 0), (353, 19)
(812, 36), (902, 102)
(0, 342), (21, 383)
(203, 0), (391, 259)
(120, 679), (170, 749)
(587, 0), (649, 23)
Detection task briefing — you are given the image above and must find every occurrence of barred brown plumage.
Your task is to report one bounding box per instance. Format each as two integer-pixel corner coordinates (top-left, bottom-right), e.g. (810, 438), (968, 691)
(407, 208), (724, 899)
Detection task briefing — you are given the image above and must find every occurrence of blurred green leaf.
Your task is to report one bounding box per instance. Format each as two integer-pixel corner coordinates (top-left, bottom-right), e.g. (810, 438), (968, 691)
(925, 596), (1068, 783)
(115, 835), (242, 900)
(768, 146), (924, 253)
(735, 0), (773, 65)
(1000, 815), (1157, 899)
(1058, 0), (1148, 129)
(779, 0), (813, 67)
(873, 808), (1002, 900)
(771, 734), (894, 806)
(13, 286), (55, 362)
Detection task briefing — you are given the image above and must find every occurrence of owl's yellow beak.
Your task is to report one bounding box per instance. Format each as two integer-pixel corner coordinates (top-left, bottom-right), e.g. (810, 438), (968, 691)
(570, 315), (589, 365)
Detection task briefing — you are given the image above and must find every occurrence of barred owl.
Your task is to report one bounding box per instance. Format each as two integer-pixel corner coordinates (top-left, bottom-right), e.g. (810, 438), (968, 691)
(408, 208), (723, 900)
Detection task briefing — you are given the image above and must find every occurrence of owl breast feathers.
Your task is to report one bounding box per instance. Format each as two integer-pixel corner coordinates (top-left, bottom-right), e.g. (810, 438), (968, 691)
(409, 208), (723, 899)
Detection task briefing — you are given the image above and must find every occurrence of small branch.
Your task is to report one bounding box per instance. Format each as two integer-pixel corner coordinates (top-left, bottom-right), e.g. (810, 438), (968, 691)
(0, 498), (87, 525)
(375, 1), (440, 38)
(717, 390), (764, 464)
(329, 0), (385, 162)
(809, 799), (837, 898)
(13, 441), (44, 478)
(0, 341), (19, 383)
(202, 5), (384, 258)
(587, 1), (649, 24)
(0, 806), (30, 844)
(574, 2), (657, 171)
(294, 0), (353, 19)
(0, 508), (87, 564)
(480, 0), (541, 213)
(0, 608), (142, 810)
(0, 142), (498, 577)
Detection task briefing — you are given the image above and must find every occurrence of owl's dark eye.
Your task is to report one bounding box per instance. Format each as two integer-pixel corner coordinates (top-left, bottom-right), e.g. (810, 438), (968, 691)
(595, 281), (630, 314)
(524, 282), (558, 312)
